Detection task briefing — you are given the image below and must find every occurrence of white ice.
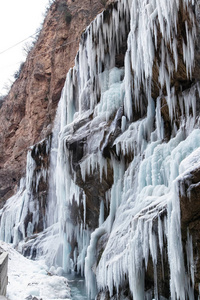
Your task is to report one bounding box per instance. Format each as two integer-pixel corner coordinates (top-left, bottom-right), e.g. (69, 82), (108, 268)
(0, 241), (70, 300)
(0, 0), (199, 299)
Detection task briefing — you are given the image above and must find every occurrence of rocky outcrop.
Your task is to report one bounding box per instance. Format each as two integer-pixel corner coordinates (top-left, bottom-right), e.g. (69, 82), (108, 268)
(179, 163), (200, 297)
(0, 0), (106, 206)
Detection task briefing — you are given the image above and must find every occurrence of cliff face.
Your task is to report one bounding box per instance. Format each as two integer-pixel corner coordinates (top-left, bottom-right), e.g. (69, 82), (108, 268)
(0, 0), (105, 206)
(1, 0), (200, 299)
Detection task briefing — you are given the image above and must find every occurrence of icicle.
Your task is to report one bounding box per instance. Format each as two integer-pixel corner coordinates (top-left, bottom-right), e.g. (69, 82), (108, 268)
(99, 200), (104, 227)
(121, 115), (126, 132)
(85, 227), (106, 299)
(155, 97), (164, 140)
(109, 156), (125, 232)
(83, 194), (86, 229)
(186, 230), (195, 287)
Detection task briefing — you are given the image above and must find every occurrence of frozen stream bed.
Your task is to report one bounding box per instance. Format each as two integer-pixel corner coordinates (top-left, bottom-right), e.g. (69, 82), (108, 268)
(67, 274), (88, 300)
(0, 242), (72, 300)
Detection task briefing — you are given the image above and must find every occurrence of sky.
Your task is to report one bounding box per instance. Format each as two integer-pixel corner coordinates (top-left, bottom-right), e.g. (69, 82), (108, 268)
(0, 0), (51, 96)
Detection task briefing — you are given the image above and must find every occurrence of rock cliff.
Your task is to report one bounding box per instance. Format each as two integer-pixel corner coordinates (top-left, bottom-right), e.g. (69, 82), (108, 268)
(0, 0), (105, 206)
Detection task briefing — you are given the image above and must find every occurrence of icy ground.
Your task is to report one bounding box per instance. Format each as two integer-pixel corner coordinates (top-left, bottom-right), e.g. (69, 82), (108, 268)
(0, 242), (71, 300)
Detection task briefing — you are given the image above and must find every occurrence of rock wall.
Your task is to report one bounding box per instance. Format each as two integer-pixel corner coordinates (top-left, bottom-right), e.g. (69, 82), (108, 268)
(0, 0), (105, 206)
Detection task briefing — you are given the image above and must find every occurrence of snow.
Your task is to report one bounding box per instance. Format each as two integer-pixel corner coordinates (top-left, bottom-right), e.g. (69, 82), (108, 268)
(179, 144), (200, 176)
(0, 241), (70, 300)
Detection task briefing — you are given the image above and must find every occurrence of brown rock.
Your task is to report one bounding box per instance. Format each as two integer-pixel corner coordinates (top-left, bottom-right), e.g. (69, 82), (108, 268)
(0, 0), (106, 204)
(179, 166), (200, 297)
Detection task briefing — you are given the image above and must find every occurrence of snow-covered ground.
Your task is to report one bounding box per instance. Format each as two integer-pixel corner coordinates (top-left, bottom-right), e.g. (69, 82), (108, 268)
(0, 242), (71, 300)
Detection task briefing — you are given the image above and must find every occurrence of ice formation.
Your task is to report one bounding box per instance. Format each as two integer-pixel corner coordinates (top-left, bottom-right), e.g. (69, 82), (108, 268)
(0, 241), (70, 300)
(1, 0), (200, 299)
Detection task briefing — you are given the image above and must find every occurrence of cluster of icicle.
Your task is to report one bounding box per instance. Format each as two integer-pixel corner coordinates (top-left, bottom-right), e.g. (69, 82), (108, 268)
(57, 0), (199, 298)
(74, 0), (197, 298)
(1, 0), (200, 299)
(0, 138), (51, 247)
(54, 0), (130, 276)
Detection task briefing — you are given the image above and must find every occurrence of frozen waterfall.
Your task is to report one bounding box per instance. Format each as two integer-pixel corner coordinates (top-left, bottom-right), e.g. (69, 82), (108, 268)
(1, 0), (200, 299)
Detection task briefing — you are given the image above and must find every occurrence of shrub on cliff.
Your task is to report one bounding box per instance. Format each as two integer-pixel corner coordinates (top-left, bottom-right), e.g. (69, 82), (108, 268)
(100, 0), (107, 7)
(65, 9), (72, 24)
(0, 95), (6, 108)
(13, 62), (25, 80)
